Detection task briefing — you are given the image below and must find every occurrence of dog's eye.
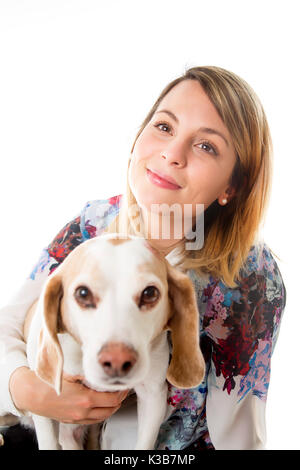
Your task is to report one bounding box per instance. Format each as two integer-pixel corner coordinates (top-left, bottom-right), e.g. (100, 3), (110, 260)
(139, 286), (160, 309)
(74, 286), (96, 308)
(78, 287), (89, 298)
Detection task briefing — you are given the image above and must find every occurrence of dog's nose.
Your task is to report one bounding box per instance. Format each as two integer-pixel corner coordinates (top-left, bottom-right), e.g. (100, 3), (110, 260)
(98, 342), (138, 377)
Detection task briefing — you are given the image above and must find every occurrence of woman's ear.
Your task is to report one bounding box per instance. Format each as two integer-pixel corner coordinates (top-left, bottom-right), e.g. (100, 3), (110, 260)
(36, 274), (64, 395)
(218, 185), (237, 205)
(166, 263), (205, 389)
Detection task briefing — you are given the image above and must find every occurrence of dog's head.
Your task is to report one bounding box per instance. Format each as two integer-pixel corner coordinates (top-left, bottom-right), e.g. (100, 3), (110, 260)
(36, 234), (205, 394)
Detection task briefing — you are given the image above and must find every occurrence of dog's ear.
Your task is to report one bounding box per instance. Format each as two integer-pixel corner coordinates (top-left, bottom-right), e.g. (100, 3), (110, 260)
(36, 274), (64, 395)
(165, 263), (205, 389)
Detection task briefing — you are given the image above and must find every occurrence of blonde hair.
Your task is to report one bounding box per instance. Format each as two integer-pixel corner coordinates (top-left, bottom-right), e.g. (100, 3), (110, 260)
(104, 66), (273, 287)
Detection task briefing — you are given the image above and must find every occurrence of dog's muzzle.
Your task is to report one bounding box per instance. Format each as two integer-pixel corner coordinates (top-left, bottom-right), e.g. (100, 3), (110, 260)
(98, 342), (138, 378)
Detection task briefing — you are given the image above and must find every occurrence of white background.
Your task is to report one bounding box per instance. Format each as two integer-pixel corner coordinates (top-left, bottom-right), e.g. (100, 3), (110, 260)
(0, 0), (299, 450)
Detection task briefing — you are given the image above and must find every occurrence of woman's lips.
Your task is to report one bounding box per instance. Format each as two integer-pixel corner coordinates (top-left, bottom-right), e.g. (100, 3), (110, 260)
(146, 169), (182, 190)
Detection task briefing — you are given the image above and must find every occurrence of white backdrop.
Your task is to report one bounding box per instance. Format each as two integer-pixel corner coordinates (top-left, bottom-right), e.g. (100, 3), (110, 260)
(0, 0), (299, 450)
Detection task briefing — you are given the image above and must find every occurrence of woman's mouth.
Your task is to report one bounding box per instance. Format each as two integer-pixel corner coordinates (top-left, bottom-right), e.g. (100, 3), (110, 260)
(146, 169), (182, 190)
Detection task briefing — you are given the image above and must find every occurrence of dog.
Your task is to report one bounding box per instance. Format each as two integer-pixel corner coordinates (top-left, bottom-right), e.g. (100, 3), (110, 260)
(14, 233), (205, 449)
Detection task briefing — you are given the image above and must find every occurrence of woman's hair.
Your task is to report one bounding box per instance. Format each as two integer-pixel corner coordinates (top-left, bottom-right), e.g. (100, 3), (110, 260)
(104, 65), (273, 287)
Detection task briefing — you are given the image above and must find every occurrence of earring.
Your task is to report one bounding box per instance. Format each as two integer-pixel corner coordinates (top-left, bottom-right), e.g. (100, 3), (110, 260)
(221, 198), (227, 205)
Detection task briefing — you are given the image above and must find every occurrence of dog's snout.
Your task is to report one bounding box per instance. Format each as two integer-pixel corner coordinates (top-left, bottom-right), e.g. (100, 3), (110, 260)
(98, 342), (138, 378)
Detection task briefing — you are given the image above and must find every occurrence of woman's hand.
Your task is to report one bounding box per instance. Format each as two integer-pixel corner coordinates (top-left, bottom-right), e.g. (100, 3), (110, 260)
(9, 366), (129, 424)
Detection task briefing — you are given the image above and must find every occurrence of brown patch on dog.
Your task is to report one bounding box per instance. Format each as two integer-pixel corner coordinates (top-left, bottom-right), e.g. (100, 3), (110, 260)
(36, 275), (64, 394)
(37, 328), (62, 387)
(137, 257), (168, 280)
(108, 237), (131, 246)
(165, 263), (205, 389)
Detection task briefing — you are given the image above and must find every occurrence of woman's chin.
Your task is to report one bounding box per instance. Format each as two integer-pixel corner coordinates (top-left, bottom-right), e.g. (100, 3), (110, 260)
(135, 191), (181, 214)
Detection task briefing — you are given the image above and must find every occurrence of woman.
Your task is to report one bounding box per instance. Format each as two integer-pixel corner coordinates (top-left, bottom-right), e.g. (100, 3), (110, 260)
(0, 66), (286, 450)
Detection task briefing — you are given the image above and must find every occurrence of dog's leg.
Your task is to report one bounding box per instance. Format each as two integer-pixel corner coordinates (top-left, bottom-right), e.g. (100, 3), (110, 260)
(134, 381), (168, 450)
(59, 423), (87, 450)
(32, 415), (60, 450)
(84, 423), (102, 450)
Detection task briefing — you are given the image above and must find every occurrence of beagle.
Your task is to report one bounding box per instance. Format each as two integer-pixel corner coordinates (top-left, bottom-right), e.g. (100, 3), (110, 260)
(20, 233), (205, 450)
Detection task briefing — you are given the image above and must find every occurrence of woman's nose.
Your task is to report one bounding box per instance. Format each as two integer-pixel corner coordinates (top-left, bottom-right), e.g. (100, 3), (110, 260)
(160, 140), (187, 167)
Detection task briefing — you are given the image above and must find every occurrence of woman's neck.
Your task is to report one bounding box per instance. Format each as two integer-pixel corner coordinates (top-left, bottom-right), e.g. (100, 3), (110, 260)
(146, 237), (183, 257)
(139, 207), (187, 256)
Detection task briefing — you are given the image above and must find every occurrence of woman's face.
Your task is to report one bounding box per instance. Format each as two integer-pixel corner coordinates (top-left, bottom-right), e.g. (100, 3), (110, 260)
(129, 79), (237, 217)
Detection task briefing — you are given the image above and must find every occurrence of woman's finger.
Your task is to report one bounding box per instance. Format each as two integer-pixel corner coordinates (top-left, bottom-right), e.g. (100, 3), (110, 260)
(61, 404), (122, 425)
(84, 388), (129, 408)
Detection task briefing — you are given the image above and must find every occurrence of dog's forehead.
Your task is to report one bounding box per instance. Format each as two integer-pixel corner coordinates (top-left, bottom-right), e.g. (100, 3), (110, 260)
(98, 237), (165, 272)
(108, 236), (163, 262)
(63, 235), (167, 286)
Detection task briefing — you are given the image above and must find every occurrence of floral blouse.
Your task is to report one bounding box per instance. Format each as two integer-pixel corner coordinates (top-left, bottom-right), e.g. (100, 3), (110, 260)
(6, 194), (286, 450)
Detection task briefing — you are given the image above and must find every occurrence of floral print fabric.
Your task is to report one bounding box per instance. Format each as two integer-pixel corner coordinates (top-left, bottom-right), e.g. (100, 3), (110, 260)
(29, 195), (286, 450)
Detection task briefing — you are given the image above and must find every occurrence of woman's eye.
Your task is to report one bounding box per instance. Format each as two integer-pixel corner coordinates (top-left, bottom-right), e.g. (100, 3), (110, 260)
(154, 122), (171, 133)
(153, 122), (218, 156)
(139, 285), (160, 309)
(198, 142), (218, 155)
